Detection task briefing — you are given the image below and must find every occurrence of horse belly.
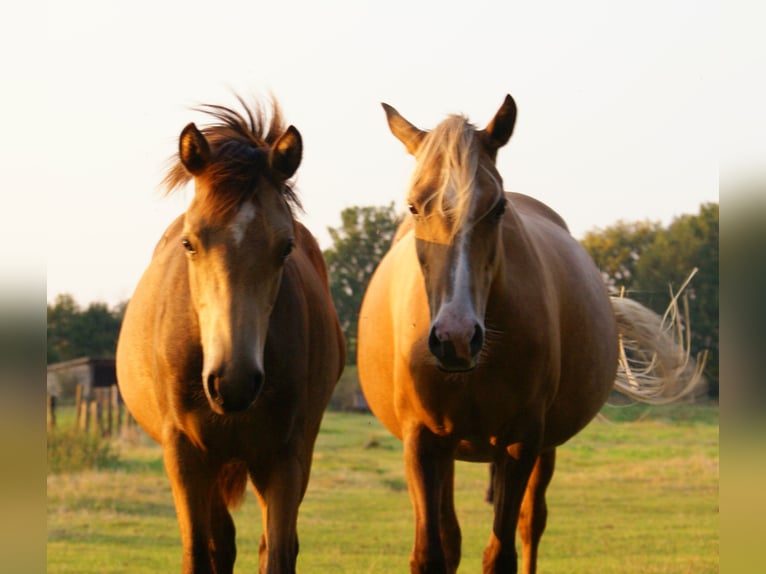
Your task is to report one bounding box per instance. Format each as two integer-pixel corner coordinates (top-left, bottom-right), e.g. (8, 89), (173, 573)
(115, 256), (188, 444)
(116, 301), (165, 442)
(544, 275), (619, 444)
(543, 344), (617, 447)
(358, 312), (399, 437)
(357, 246), (414, 441)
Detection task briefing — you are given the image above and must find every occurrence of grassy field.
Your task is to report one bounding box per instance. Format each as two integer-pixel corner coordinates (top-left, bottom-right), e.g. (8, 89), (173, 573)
(47, 405), (718, 573)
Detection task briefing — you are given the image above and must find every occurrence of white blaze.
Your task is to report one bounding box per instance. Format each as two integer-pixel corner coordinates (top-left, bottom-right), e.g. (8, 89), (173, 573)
(450, 229), (474, 309)
(230, 202), (256, 246)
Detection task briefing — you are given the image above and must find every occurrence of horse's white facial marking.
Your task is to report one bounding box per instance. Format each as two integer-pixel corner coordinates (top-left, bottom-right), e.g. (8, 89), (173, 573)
(230, 202), (256, 246)
(430, 196), (479, 326)
(446, 228), (478, 317)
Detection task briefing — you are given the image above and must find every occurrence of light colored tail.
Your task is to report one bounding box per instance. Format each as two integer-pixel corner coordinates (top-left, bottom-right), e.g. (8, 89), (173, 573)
(611, 269), (708, 404)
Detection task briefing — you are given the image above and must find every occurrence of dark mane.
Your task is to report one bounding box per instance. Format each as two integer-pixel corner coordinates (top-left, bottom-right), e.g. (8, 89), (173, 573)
(162, 95), (301, 224)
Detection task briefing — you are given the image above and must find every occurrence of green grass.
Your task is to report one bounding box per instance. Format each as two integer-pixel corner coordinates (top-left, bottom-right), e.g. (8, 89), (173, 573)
(47, 428), (121, 475)
(47, 405), (718, 573)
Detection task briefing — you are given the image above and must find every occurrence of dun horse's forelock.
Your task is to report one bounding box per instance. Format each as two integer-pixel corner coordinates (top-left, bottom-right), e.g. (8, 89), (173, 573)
(410, 115), (480, 240)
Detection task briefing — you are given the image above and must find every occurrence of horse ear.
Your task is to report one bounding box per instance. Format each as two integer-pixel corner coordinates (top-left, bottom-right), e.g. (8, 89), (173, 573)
(483, 94), (517, 152)
(179, 123), (211, 175)
(269, 125), (303, 179)
(382, 103), (426, 155)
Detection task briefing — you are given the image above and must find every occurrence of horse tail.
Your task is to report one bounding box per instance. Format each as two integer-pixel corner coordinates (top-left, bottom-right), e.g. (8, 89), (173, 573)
(218, 461), (249, 510)
(610, 269), (708, 404)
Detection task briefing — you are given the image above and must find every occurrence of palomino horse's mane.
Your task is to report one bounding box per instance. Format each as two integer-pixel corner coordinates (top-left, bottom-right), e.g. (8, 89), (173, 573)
(409, 115), (483, 239)
(162, 96), (301, 225)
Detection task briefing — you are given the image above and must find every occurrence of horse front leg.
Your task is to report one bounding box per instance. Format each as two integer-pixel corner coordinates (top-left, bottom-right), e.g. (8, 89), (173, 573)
(404, 426), (459, 574)
(162, 430), (218, 574)
(518, 449), (556, 574)
(483, 441), (540, 574)
(209, 491), (237, 574)
(439, 456), (462, 571)
(250, 452), (305, 574)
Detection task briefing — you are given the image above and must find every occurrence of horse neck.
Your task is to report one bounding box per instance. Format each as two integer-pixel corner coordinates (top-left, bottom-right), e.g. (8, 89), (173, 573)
(487, 204), (544, 307)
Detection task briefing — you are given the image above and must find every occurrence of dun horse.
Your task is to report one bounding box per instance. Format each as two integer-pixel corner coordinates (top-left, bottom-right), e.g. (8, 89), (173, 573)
(357, 94), (701, 574)
(117, 97), (345, 574)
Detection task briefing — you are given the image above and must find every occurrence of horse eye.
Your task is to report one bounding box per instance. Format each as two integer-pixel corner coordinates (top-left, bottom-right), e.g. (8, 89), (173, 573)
(493, 199), (507, 221)
(280, 238), (295, 261)
(181, 238), (196, 255)
(408, 203), (419, 216)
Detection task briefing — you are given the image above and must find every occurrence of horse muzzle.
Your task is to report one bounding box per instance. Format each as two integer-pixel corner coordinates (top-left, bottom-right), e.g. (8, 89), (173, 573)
(204, 366), (264, 414)
(428, 322), (484, 372)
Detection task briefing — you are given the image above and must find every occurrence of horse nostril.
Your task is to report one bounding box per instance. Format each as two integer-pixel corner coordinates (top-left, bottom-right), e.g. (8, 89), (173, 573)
(428, 323), (482, 372)
(428, 327), (458, 363)
(428, 327), (442, 358)
(224, 371), (262, 413)
(205, 367), (264, 414)
(206, 372), (224, 405)
(470, 324), (484, 357)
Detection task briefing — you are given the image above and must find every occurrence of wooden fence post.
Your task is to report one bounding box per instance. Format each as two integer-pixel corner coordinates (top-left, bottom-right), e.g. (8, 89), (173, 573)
(87, 397), (96, 433)
(113, 385), (123, 435)
(106, 386), (115, 437)
(74, 384), (83, 432)
(47, 394), (56, 431)
(95, 388), (105, 436)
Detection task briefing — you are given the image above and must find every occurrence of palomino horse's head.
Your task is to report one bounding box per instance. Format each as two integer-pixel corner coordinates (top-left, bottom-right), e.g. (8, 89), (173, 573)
(383, 95), (517, 372)
(164, 99), (302, 414)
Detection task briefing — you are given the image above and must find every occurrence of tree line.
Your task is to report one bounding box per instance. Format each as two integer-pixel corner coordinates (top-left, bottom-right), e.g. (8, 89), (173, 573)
(47, 201), (718, 396)
(47, 295), (125, 364)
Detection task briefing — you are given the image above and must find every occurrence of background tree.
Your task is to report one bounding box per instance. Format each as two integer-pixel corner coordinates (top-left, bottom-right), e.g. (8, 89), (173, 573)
(580, 220), (662, 292)
(323, 203), (401, 363)
(47, 294), (126, 363)
(47, 294), (79, 363)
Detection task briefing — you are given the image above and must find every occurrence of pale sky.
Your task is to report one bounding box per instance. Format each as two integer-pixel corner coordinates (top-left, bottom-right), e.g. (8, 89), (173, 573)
(16, 1), (728, 306)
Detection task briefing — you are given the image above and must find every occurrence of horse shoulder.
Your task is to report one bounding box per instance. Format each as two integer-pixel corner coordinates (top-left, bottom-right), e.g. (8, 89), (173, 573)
(295, 222), (332, 289)
(288, 222), (347, 376)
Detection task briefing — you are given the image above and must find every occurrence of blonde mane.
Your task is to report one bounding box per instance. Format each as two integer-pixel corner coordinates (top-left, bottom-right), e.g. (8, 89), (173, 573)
(409, 115), (480, 239)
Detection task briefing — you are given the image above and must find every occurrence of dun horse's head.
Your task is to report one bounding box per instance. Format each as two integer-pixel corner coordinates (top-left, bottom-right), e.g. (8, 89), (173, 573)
(165, 100), (302, 414)
(383, 95), (517, 372)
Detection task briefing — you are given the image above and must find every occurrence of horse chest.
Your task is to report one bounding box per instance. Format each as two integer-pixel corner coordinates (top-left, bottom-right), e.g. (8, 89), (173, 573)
(402, 367), (534, 445)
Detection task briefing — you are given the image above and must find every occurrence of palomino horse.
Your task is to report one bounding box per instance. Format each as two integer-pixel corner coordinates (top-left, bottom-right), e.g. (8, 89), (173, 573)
(358, 94), (700, 574)
(117, 97), (345, 574)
